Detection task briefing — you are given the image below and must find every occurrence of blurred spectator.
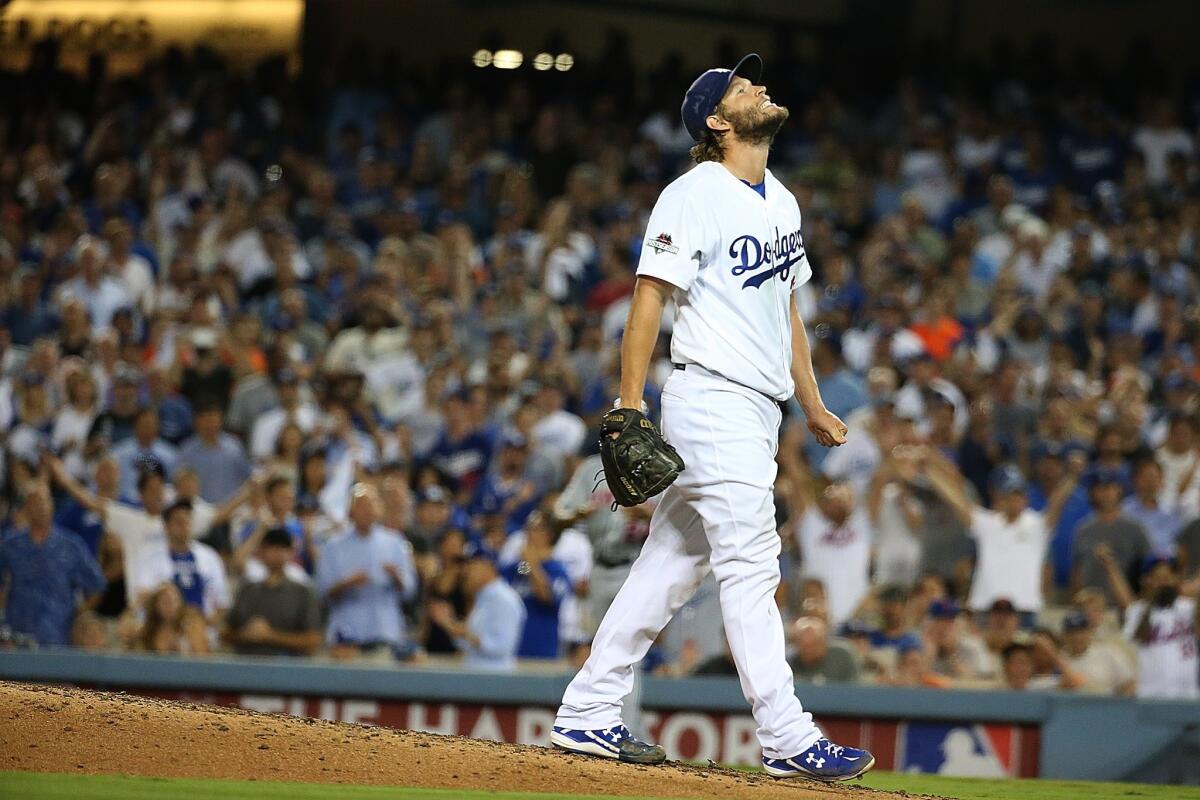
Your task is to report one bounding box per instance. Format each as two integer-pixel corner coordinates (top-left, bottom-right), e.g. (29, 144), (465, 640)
(232, 475), (307, 582)
(1059, 610), (1135, 696)
(928, 458), (1076, 615)
(868, 585), (923, 653)
(499, 504), (592, 654)
(428, 543), (526, 671)
(110, 406), (178, 498)
(867, 447), (925, 587)
(316, 483), (417, 660)
(500, 511), (572, 659)
(249, 369), (318, 461)
(0, 484), (104, 646)
(979, 599), (1022, 679)
(178, 401), (252, 503)
(1099, 553), (1200, 699)
(51, 369), (100, 480)
(788, 616), (860, 684)
(56, 236), (130, 332)
(179, 329), (234, 411)
(223, 527), (322, 657)
(128, 499), (229, 620)
(421, 527), (470, 654)
(86, 366), (142, 450)
(879, 638), (951, 688)
(129, 582), (210, 655)
(554, 452), (652, 635)
(428, 390), (494, 496)
(1122, 458), (1184, 557)
(999, 641), (1037, 691)
(791, 478), (872, 626)
(1027, 629), (1087, 691)
(1027, 443), (1092, 591)
(924, 599), (991, 681)
(1073, 468), (1152, 605)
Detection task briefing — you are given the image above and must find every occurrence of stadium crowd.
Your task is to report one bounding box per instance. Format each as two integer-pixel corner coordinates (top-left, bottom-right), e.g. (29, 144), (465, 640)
(0, 38), (1198, 701)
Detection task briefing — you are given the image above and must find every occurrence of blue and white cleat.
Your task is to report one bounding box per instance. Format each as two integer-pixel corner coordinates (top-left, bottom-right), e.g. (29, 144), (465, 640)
(551, 724), (667, 764)
(763, 738), (875, 781)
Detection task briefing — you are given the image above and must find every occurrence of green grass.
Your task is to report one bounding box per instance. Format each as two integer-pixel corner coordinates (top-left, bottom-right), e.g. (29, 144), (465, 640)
(3, 770), (1199, 800)
(859, 771), (1200, 799)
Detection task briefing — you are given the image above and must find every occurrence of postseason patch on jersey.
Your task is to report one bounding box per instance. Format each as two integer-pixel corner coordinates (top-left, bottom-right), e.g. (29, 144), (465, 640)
(646, 232), (679, 255)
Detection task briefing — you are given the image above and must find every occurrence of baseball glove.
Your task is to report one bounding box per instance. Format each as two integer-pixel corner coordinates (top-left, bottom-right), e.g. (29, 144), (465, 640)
(599, 408), (685, 507)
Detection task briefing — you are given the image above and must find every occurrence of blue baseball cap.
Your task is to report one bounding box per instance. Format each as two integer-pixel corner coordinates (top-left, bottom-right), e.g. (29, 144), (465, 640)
(463, 539), (499, 565)
(1062, 610), (1089, 632)
(681, 53), (763, 141)
(929, 599), (962, 619)
(1140, 554), (1178, 575)
(989, 464), (1028, 495)
(1086, 465), (1126, 490)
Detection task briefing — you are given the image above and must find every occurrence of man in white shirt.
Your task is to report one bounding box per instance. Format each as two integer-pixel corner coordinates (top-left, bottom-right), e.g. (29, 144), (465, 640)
(793, 481), (872, 626)
(926, 458), (1077, 615)
(56, 236), (131, 332)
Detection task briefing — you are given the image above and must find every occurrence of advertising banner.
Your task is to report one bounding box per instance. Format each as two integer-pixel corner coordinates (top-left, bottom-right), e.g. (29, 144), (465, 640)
(130, 689), (1040, 777)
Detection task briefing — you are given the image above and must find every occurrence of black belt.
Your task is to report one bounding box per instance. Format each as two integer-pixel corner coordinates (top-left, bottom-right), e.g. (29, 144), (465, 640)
(595, 555), (634, 569)
(672, 363), (787, 412)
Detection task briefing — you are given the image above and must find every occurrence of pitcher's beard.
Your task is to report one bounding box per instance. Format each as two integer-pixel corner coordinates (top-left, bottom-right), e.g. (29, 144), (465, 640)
(727, 104), (790, 146)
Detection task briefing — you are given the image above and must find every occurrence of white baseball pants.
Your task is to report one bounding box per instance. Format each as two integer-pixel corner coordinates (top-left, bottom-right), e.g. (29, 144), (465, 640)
(556, 367), (822, 759)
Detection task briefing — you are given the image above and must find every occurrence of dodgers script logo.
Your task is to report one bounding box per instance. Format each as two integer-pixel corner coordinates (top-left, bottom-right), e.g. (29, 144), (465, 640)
(730, 226), (805, 289)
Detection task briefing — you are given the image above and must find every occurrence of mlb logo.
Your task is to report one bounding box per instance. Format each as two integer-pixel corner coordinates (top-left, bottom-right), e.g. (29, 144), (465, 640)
(898, 722), (1015, 777)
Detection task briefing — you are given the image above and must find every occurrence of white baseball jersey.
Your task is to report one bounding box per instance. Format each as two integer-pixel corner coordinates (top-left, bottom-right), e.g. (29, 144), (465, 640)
(1123, 597), (1199, 700)
(795, 507), (872, 625)
(636, 161), (811, 401)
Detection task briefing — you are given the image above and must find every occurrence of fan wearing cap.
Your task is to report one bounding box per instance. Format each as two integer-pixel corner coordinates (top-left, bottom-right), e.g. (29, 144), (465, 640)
(223, 526), (322, 657)
(926, 458), (1078, 616)
(924, 599), (991, 682)
(1058, 610), (1135, 695)
(1072, 466), (1151, 607)
(553, 55), (873, 780)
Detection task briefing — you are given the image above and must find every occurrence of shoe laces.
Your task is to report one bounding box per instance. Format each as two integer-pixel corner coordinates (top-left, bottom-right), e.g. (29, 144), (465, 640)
(821, 740), (845, 758)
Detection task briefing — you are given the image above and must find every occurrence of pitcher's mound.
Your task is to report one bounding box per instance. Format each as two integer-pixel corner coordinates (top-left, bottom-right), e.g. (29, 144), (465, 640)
(1, 681), (928, 799)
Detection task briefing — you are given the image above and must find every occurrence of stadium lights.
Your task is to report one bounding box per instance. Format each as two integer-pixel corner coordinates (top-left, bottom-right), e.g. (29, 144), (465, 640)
(493, 49), (523, 69)
(475, 49), (568, 71)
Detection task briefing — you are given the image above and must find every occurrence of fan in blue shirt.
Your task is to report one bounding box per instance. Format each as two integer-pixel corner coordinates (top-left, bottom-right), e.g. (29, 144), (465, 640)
(0, 485), (104, 646)
(500, 512), (572, 659)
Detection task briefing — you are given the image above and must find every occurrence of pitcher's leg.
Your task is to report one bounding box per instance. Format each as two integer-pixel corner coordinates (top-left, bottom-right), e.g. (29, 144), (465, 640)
(556, 487), (709, 729)
(696, 480), (821, 759)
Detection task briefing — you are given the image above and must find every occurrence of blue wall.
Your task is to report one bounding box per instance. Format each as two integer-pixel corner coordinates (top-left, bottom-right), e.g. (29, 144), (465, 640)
(2, 651), (1196, 782)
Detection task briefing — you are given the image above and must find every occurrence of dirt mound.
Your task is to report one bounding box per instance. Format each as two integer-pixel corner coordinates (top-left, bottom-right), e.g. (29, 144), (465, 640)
(1, 681), (932, 799)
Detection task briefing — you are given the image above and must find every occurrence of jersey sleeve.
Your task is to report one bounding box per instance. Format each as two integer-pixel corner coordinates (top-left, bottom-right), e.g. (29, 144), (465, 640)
(636, 189), (707, 291)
